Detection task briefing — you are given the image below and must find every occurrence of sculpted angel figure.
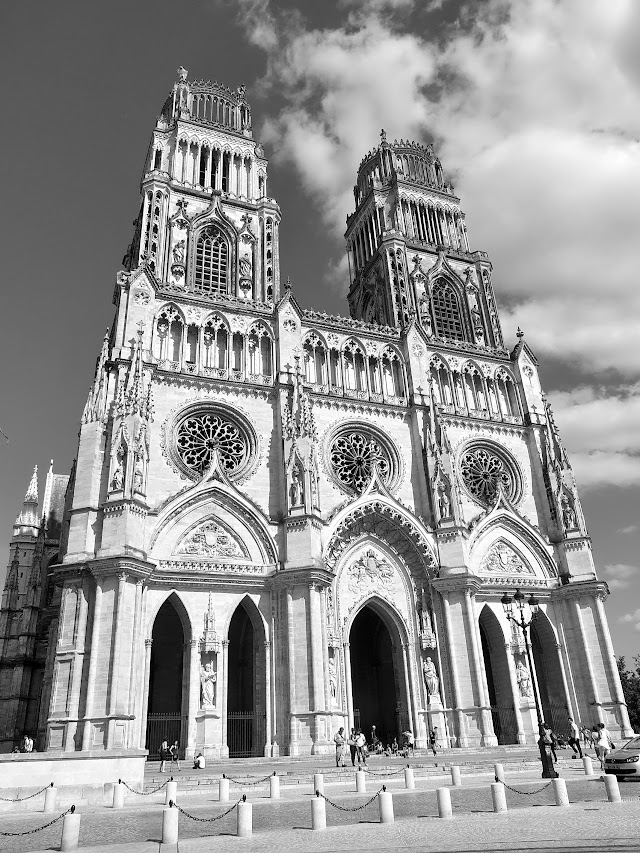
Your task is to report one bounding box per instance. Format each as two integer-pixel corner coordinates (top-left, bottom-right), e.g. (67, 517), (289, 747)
(200, 661), (217, 707)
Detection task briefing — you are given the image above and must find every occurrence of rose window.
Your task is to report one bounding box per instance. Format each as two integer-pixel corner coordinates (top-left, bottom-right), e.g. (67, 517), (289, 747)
(170, 407), (257, 482)
(327, 426), (400, 495)
(459, 442), (521, 506)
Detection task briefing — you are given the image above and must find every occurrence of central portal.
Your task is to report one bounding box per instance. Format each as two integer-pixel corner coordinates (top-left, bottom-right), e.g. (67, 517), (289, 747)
(350, 605), (400, 745)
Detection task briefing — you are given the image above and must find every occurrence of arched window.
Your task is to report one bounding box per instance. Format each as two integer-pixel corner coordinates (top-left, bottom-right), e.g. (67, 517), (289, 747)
(154, 305), (183, 364)
(203, 315), (228, 372)
(343, 341), (366, 392)
(432, 280), (465, 341)
(248, 324), (273, 379)
(382, 348), (404, 398)
(303, 334), (326, 385)
(194, 225), (229, 295)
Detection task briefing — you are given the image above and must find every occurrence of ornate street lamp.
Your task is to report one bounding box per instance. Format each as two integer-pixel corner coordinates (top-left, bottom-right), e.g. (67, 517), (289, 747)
(501, 589), (558, 779)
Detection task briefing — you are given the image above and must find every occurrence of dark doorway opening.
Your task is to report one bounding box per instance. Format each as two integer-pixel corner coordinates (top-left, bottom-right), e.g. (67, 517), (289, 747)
(350, 605), (400, 746)
(531, 616), (568, 737)
(479, 607), (518, 745)
(227, 602), (264, 757)
(146, 597), (185, 758)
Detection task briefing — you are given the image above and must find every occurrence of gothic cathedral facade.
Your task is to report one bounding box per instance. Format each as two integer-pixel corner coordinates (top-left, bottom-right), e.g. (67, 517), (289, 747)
(0, 69), (632, 756)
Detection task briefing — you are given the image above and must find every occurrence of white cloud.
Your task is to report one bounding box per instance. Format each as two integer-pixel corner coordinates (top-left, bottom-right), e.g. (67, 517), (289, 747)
(618, 524), (639, 534)
(619, 608), (640, 631)
(548, 386), (640, 489)
(230, 0), (640, 383)
(602, 563), (640, 591)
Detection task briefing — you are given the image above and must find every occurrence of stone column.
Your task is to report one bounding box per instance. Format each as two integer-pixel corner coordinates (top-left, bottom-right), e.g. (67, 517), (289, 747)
(107, 573), (128, 749)
(221, 640), (229, 754)
(594, 593), (633, 735)
(139, 639), (153, 749)
(441, 593), (466, 746)
(205, 146), (213, 189)
(264, 641), (272, 755)
(463, 587), (496, 745)
(308, 584), (324, 711)
(319, 590), (331, 712)
(286, 588), (297, 751)
(187, 639), (200, 754)
(504, 642), (527, 744)
(81, 578), (103, 751)
(343, 642), (354, 731)
(65, 581), (89, 751)
(401, 643), (415, 735)
(572, 598), (604, 724)
(127, 580), (143, 731)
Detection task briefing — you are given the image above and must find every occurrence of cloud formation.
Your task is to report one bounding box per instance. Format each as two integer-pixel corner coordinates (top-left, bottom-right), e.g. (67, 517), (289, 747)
(619, 608), (640, 631)
(601, 563), (640, 591)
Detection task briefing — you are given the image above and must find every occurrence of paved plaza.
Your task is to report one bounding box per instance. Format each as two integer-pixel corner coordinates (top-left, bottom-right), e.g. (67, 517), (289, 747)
(2, 755), (639, 853)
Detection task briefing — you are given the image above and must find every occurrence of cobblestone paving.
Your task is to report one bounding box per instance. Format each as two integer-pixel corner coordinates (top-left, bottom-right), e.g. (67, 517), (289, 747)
(3, 773), (640, 853)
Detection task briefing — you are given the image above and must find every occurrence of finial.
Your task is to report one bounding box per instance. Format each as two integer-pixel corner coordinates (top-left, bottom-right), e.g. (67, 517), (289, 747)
(285, 276), (292, 291)
(24, 465), (38, 504)
(516, 327), (524, 339)
(380, 128), (387, 144)
(136, 320), (146, 337)
(177, 66), (188, 82)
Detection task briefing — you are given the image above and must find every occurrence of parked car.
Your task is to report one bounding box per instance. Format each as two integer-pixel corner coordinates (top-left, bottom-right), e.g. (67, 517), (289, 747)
(604, 735), (640, 778)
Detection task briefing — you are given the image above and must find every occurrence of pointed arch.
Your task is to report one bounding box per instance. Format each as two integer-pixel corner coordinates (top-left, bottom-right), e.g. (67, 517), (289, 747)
(469, 506), (558, 580)
(530, 610), (568, 732)
(478, 605), (520, 744)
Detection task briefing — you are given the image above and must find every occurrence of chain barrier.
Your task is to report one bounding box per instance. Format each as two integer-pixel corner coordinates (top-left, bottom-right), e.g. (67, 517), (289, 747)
(317, 786), (385, 812)
(120, 778), (170, 796)
(502, 780), (554, 795)
(0, 783), (53, 802)
(222, 773), (274, 786)
(170, 797), (243, 822)
(364, 766), (406, 777)
(0, 805), (75, 837)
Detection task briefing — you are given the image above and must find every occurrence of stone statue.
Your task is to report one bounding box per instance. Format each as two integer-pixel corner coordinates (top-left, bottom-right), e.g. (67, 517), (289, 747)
(516, 660), (531, 698)
(172, 240), (185, 265)
(200, 661), (217, 707)
(422, 656), (440, 699)
(289, 469), (303, 507)
(111, 464), (123, 491)
(239, 254), (253, 281)
(328, 656), (337, 701)
(561, 493), (577, 530)
(437, 482), (451, 519)
(133, 461), (144, 493)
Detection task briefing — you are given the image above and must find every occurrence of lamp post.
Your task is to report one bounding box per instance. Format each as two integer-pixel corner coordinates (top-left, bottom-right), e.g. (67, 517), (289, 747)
(501, 589), (558, 779)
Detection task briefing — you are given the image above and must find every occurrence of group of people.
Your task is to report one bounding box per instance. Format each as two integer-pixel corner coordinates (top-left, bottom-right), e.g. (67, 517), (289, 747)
(332, 726), (440, 766)
(540, 717), (615, 769)
(12, 734), (34, 754)
(158, 739), (181, 772)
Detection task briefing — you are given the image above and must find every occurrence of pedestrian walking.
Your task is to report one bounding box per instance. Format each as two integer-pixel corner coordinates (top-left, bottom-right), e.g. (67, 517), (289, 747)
(170, 739), (181, 772)
(541, 723), (557, 763)
(333, 726), (347, 767)
(355, 729), (368, 767)
(159, 739), (169, 772)
(429, 727), (438, 757)
(348, 728), (357, 766)
(403, 730), (415, 756)
(567, 717), (583, 758)
(595, 722), (613, 769)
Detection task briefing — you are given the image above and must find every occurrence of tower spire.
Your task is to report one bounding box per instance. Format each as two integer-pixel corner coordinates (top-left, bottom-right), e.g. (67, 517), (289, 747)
(82, 329), (111, 424)
(14, 466), (40, 533)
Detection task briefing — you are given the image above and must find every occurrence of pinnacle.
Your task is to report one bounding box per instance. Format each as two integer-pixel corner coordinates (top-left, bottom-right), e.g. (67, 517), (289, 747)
(24, 464), (38, 505)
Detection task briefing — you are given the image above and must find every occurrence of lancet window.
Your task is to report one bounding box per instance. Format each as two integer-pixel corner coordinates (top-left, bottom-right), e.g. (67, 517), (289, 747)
(248, 323), (273, 379)
(202, 315), (229, 371)
(343, 340), (367, 392)
(432, 280), (465, 341)
(154, 305), (184, 364)
(495, 370), (520, 418)
(194, 225), (229, 295)
(462, 363), (488, 411)
(303, 334), (327, 385)
(429, 358), (454, 406)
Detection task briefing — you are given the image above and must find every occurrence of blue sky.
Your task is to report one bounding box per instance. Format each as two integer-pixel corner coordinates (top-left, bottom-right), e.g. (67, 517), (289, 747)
(1, 0), (639, 658)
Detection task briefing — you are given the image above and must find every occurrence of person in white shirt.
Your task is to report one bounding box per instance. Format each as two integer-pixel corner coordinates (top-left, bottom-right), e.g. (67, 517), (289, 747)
(595, 722), (612, 769)
(354, 730), (368, 767)
(567, 717), (583, 759)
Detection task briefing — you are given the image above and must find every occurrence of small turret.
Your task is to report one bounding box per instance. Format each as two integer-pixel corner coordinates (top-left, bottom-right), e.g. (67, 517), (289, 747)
(14, 466), (39, 535)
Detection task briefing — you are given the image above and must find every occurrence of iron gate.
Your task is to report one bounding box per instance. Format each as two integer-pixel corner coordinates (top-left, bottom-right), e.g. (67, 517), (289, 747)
(227, 711), (266, 758)
(543, 704), (570, 738)
(490, 705), (519, 744)
(146, 713), (184, 759)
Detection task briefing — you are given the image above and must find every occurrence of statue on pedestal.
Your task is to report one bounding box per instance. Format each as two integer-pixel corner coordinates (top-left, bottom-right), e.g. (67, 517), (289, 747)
(516, 660), (532, 698)
(422, 656), (440, 700)
(200, 661), (217, 708)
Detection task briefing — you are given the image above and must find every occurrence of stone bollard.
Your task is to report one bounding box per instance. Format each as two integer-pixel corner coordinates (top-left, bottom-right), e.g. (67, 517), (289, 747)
(237, 796), (252, 838)
(436, 787), (452, 819)
(314, 773), (324, 795)
(44, 783), (57, 814)
(604, 774), (622, 803)
(355, 770), (367, 793)
(404, 765), (415, 790)
(162, 802), (178, 844)
(60, 806), (81, 853)
(311, 791), (327, 830)
(112, 780), (125, 809)
(270, 772), (280, 799)
(494, 763), (505, 783)
(378, 786), (394, 824)
(165, 777), (177, 806)
(583, 755), (594, 776)
(450, 765), (462, 787)
(552, 777), (570, 807)
(491, 782), (507, 813)
(219, 776), (230, 803)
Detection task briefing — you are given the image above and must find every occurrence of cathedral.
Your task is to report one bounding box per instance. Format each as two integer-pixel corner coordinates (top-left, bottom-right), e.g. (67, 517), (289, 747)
(0, 68), (632, 760)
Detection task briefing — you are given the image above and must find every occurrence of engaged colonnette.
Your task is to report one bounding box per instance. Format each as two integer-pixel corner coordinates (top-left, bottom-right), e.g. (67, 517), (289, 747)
(0, 68), (631, 759)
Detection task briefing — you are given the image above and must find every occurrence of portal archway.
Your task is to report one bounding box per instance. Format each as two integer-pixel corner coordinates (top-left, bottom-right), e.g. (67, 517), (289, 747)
(226, 598), (266, 757)
(479, 606), (519, 744)
(146, 596), (188, 756)
(531, 613), (568, 735)
(349, 602), (407, 745)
